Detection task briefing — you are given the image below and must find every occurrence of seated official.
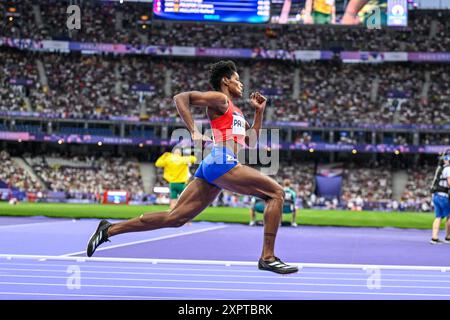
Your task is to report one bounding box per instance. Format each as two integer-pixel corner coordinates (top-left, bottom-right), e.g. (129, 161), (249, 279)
(249, 179), (298, 227)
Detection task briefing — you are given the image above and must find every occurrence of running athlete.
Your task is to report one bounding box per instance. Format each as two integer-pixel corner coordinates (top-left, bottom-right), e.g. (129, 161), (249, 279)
(86, 60), (298, 274)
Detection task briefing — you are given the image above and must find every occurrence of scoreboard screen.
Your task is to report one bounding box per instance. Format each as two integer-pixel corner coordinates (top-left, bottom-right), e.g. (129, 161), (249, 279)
(153, 0), (271, 23)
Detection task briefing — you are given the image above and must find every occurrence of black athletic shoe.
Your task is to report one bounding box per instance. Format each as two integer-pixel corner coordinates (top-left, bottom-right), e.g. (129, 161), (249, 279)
(258, 257), (299, 274)
(86, 219), (112, 257)
(430, 238), (444, 245)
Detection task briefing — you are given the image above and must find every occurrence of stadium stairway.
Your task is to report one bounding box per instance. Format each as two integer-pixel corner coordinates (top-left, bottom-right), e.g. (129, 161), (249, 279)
(242, 66), (250, 100)
(393, 170), (408, 201)
(138, 33), (148, 45)
(371, 75), (379, 103)
(12, 157), (48, 191)
(23, 97), (32, 111)
(36, 60), (48, 88)
(115, 9), (123, 31)
(139, 162), (155, 194)
(421, 71), (431, 101)
(114, 64), (122, 95)
(32, 4), (44, 29)
(293, 68), (300, 100)
(165, 69), (172, 97)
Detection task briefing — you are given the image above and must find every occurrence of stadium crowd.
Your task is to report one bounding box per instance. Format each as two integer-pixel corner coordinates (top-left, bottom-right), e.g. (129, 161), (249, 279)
(0, 3), (447, 212)
(341, 163), (393, 209)
(27, 154), (144, 198)
(0, 149), (440, 212)
(0, 151), (41, 192)
(2, 2), (450, 52)
(1, 47), (449, 128)
(400, 165), (435, 212)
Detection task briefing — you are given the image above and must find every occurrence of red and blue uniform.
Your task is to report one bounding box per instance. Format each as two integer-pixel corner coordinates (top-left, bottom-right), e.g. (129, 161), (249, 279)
(194, 100), (246, 185)
(210, 100), (246, 147)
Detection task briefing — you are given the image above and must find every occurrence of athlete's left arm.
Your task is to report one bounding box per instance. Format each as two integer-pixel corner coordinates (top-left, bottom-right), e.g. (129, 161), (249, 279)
(246, 92), (267, 148)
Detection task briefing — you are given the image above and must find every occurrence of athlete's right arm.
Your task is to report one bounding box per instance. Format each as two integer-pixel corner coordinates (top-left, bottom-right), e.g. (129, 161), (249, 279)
(341, 0), (368, 24)
(173, 91), (228, 134)
(303, 0), (313, 24)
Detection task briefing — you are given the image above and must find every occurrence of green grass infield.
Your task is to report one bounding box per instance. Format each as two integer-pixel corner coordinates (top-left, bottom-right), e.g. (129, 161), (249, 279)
(0, 202), (440, 229)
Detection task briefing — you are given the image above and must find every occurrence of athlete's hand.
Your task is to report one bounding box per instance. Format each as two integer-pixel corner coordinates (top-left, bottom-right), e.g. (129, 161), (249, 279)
(191, 130), (212, 147)
(250, 92), (267, 111)
(341, 13), (361, 25)
(303, 13), (314, 24)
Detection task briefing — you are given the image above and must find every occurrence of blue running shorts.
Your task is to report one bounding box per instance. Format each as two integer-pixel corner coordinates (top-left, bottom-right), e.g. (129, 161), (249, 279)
(194, 146), (238, 186)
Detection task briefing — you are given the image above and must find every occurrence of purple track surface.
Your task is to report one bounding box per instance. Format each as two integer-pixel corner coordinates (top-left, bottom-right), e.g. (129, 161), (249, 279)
(0, 216), (450, 300)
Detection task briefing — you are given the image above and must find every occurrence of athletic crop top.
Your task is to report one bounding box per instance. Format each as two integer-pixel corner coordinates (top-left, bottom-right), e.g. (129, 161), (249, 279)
(210, 100), (246, 146)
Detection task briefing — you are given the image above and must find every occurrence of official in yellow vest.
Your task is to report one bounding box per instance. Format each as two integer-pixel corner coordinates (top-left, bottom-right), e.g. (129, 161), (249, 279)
(155, 147), (197, 209)
(303, 0), (336, 24)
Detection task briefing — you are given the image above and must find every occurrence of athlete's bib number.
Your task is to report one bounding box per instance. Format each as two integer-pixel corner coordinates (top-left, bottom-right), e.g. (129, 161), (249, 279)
(232, 114), (246, 136)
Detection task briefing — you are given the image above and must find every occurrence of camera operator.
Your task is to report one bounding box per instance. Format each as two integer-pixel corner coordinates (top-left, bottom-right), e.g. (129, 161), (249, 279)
(430, 152), (450, 244)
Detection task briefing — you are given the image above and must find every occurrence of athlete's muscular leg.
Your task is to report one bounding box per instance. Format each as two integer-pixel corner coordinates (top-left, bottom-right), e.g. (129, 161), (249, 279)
(213, 164), (285, 261)
(108, 179), (221, 237)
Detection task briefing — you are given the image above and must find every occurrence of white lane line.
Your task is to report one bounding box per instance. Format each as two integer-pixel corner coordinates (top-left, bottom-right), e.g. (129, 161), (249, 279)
(0, 267), (449, 283)
(1, 254), (449, 272)
(1, 281), (450, 297)
(0, 291), (219, 300)
(0, 260), (450, 282)
(0, 261), (448, 278)
(0, 220), (73, 230)
(60, 225), (228, 256)
(0, 261), (263, 273)
(3, 274), (450, 289)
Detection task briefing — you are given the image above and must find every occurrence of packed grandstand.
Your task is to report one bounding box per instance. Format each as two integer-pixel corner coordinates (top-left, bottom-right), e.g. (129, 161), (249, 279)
(0, 1), (448, 212)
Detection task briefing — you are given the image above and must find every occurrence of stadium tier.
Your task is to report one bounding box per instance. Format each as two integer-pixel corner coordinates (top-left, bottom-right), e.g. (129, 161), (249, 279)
(0, 3), (448, 215)
(2, 1), (450, 51)
(0, 149), (439, 212)
(2, 1), (450, 303)
(1, 48), (449, 126)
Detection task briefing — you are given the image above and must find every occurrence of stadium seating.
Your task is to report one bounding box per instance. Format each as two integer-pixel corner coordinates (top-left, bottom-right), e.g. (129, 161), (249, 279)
(30, 155), (144, 197)
(0, 4), (447, 212)
(0, 151), (42, 192)
(1, 48), (449, 127)
(2, 2), (449, 52)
